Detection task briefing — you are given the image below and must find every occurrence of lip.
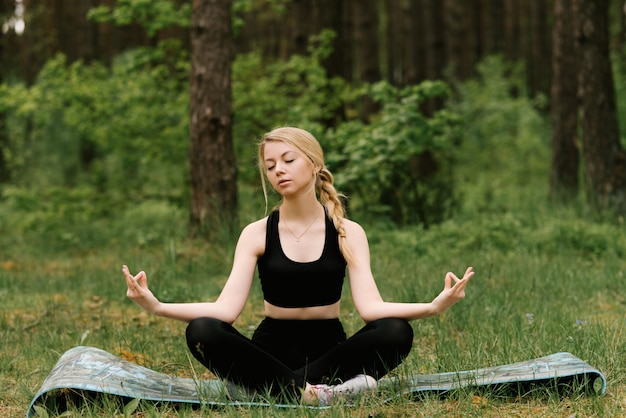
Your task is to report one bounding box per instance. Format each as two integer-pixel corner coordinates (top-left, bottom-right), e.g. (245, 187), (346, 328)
(277, 179), (291, 186)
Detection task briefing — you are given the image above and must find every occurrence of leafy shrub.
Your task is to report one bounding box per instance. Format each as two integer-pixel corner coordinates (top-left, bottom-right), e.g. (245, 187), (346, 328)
(88, 0), (191, 38)
(233, 32), (461, 226)
(0, 52), (189, 204)
(232, 29), (348, 182)
(324, 81), (461, 226)
(1, 27), (462, 229)
(447, 55), (551, 216)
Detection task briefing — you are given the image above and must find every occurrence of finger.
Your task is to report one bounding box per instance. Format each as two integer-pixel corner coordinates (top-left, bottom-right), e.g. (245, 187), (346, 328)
(449, 272), (462, 285)
(124, 270), (136, 288)
(453, 280), (468, 292)
(136, 271), (147, 288)
(122, 266), (143, 291)
(122, 265), (135, 281)
(444, 272), (454, 289)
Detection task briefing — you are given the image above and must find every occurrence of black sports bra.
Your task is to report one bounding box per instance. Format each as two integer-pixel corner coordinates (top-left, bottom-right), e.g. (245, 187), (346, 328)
(257, 210), (346, 308)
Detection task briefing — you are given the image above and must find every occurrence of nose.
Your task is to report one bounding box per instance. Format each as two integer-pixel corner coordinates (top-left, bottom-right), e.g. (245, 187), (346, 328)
(274, 161), (286, 174)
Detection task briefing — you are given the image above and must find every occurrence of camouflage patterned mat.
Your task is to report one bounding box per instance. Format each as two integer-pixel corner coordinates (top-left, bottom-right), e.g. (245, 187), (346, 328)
(27, 346), (606, 416)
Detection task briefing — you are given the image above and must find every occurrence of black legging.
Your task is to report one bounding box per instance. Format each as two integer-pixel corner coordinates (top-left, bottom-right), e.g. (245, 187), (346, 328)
(185, 316), (413, 399)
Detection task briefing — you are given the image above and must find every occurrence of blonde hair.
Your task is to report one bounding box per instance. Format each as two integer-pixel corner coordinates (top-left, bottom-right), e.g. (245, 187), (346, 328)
(258, 127), (353, 263)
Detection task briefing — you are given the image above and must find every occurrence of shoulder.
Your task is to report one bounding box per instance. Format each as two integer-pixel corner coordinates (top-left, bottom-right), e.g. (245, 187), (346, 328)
(242, 216), (269, 235)
(237, 216), (269, 257)
(340, 218), (371, 266)
(342, 218), (367, 238)
(341, 218), (369, 249)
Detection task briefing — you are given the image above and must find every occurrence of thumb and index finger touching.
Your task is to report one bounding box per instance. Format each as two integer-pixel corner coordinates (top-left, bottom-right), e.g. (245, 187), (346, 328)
(445, 266), (475, 291)
(122, 264), (148, 289)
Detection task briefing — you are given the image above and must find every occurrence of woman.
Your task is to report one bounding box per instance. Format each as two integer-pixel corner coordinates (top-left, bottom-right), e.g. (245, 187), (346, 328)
(123, 126), (474, 405)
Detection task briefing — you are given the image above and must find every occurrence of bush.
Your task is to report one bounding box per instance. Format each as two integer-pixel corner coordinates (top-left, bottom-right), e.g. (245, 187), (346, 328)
(233, 32), (461, 226)
(0, 29), (464, 229)
(232, 29), (348, 183)
(0, 52), (189, 207)
(324, 80), (461, 226)
(448, 55), (551, 216)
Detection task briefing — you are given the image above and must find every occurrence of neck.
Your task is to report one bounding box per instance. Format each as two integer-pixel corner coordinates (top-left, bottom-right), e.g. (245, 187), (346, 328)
(280, 194), (322, 221)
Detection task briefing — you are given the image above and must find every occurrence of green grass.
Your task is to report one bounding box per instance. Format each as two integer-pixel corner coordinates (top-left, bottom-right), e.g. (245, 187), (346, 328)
(3, 79), (626, 415)
(2, 183), (626, 417)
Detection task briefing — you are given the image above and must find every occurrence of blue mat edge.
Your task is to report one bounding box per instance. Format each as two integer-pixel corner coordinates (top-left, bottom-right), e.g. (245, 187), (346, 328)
(26, 346), (607, 417)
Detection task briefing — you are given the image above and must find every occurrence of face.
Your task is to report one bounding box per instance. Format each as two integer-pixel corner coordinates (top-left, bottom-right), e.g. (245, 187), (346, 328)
(263, 141), (317, 197)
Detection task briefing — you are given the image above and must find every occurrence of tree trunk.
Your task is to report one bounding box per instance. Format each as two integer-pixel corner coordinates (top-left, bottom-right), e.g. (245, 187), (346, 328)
(525, 0), (552, 101)
(478, 0), (504, 56)
(398, 0), (414, 86)
(288, 0), (313, 56)
(421, 0), (446, 115)
(189, 0), (238, 236)
(611, 0), (625, 51)
(20, 0), (58, 84)
(577, 0), (626, 211)
(403, 0), (424, 86)
(353, 0), (380, 119)
(444, 0), (477, 81)
(51, 0), (95, 64)
(550, 0), (580, 201)
(504, 0), (522, 63)
(318, 0), (349, 82)
(234, 1), (283, 59)
(423, 0), (446, 82)
(353, 0), (380, 83)
(384, 0), (404, 85)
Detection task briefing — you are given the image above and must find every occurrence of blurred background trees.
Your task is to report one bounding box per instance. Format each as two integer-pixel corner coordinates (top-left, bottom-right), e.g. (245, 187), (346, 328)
(188, 0), (237, 236)
(0, 0), (624, 235)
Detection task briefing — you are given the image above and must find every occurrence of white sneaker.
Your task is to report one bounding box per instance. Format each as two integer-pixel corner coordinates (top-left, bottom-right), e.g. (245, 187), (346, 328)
(311, 374), (377, 405)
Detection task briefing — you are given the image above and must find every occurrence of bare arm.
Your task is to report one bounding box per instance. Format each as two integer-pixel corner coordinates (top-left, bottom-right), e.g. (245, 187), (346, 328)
(345, 220), (474, 323)
(123, 220), (266, 324)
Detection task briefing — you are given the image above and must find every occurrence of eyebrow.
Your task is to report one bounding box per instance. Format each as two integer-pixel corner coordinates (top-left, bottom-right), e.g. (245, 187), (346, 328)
(264, 150), (296, 162)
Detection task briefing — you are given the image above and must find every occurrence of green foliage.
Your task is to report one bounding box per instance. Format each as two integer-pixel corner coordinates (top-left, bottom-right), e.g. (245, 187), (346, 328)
(324, 80), (461, 225)
(3, 188), (626, 416)
(232, 29), (348, 182)
(1, 24), (463, 229)
(233, 30), (459, 225)
(0, 52), (189, 210)
(88, 0), (191, 37)
(233, 0), (291, 34)
(2, 48), (626, 417)
(448, 55), (551, 216)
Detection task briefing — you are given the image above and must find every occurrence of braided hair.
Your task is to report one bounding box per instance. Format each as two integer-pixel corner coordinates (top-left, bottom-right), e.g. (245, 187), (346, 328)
(258, 127), (353, 263)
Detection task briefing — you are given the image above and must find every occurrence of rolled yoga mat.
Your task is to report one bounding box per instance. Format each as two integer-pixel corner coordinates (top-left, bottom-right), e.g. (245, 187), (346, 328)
(27, 346), (606, 416)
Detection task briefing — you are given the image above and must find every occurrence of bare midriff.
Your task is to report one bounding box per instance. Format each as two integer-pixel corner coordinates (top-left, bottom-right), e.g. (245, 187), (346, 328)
(264, 300), (340, 320)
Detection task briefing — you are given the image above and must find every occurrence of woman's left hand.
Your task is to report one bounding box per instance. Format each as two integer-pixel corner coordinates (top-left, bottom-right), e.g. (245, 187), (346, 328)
(431, 267), (474, 314)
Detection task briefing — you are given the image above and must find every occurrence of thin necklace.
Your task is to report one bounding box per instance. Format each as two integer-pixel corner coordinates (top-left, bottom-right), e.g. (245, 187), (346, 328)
(283, 209), (320, 242)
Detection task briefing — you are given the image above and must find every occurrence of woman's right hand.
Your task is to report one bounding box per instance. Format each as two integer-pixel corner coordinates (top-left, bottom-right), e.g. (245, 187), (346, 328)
(122, 265), (161, 314)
